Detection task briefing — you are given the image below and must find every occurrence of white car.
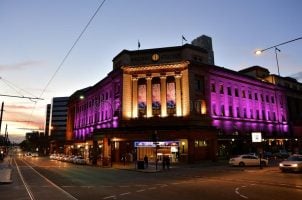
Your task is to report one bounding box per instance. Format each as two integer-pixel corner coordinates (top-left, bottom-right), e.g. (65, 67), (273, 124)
(279, 154), (302, 172)
(229, 154), (268, 167)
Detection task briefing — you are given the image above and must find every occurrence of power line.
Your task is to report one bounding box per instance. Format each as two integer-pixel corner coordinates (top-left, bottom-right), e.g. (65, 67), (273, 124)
(39, 0), (107, 99)
(0, 94), (43, 100)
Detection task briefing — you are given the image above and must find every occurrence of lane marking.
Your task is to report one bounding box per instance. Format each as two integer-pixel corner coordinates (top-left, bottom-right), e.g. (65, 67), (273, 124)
(136, 189), (145, 192)
(103, 195), (116, 199)
(14, 159), (36, 200)
(235, 186), (248, 199)
(119, 192), (131, 196)
(20, 158), (78, 200)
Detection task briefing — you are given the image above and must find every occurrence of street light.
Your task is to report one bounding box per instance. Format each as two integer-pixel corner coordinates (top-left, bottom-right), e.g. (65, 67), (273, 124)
(255, 36), (302, 76)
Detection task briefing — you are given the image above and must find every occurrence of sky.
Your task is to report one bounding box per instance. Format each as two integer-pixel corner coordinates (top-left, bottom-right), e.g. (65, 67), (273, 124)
(0, 0), (301, 143)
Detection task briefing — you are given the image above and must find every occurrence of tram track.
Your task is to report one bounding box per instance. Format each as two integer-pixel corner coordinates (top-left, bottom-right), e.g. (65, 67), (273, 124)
(14, 158), (78, 200)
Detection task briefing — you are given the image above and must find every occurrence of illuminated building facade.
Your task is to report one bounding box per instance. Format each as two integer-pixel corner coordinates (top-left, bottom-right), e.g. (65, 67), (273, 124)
(66, 38), (295, 164)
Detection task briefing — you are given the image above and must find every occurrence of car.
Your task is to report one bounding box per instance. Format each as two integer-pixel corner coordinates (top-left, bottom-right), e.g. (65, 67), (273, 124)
(279, 154), (302, 172)
(229, 154), (268, 167)
(273, 150), (289, 159)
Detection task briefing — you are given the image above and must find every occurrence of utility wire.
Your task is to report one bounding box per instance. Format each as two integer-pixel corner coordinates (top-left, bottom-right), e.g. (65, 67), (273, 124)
(39, 0), (107, 99)
(26, 0), (107, 130)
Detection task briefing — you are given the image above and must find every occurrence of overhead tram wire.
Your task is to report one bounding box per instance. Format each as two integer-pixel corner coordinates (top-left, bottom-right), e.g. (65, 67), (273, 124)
(0, 77), (42, 102)
(39, 0), (107, 99)
(26, 0), (107, 129)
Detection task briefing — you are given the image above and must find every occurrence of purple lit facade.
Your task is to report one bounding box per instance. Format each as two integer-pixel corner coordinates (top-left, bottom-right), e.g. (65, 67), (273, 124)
(208, 67), (289, 137)
(67, 70), (122, 142)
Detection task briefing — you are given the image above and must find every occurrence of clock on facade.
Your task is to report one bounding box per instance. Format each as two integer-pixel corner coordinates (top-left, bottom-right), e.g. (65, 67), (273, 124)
(152, 53), (160, 62)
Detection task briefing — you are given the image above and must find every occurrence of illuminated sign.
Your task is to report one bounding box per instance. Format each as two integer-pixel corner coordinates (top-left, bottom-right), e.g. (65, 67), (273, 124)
(252, 132), (262, 143)
(134, 141), (179, 147)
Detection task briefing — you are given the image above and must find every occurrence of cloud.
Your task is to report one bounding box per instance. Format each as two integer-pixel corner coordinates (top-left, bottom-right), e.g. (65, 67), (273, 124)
(0, 60), (44, 71)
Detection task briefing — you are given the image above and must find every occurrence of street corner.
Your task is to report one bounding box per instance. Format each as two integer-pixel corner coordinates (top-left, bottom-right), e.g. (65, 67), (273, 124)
(0, 168), (13, 184)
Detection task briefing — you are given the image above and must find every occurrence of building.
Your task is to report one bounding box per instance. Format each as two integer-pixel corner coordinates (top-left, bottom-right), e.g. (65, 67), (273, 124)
(239, 66), (302, 153)
(65, 36), (297, 165)
(49, 97), (69, 154)
(67, 40), (218, 165)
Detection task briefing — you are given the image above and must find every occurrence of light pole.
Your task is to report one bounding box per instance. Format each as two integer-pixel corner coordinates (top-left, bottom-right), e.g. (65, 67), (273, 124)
(255, 37), (302, 76)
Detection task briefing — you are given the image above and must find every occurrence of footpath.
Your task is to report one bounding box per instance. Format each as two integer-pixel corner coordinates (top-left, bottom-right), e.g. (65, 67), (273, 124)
(0, 156), (12, 184)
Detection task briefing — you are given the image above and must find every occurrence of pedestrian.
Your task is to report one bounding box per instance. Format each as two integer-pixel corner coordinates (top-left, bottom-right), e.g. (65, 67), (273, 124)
(144, 155), (148, 168)
(166, 156), (170, 169)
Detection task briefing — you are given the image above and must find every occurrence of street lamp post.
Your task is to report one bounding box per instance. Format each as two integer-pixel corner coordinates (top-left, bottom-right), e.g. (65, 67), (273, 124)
(255, 36), (302, 76)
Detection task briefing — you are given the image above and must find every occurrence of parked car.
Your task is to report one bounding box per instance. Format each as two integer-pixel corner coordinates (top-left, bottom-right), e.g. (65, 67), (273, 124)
(229, 154), (268, 167)
(273, 150), (290, 159)
(279, 154), (302, 172)
(73, 156), (86, 165)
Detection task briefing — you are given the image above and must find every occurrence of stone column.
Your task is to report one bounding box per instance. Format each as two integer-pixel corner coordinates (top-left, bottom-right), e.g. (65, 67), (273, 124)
(132, 77), (138, 118)
(175, 74), (182, 116)
(146, 77), (152, 117)
(160, 76), (167, 117)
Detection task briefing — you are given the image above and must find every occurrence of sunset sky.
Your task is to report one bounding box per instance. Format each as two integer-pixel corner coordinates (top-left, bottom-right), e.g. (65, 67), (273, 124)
(0, 0), (301, 143)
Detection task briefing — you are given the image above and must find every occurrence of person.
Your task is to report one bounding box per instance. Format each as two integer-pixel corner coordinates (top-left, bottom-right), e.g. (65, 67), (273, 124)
(162, 156), (166, 170)
(166, 156), (170, 169)
(144, 155), (148, 168)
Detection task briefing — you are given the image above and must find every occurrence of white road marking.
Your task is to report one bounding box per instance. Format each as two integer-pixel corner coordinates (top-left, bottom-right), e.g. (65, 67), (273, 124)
(148, 187), (156, 190)
(235, 186), (248, 199)
(136, 189), (146, 192)
(119, 192), (131, 196)
(21, 159), (78, 200)
(103, 195), (116, 199)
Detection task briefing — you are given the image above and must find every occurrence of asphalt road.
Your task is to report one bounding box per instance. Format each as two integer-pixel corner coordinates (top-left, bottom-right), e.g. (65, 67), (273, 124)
(0, 156), (301, 200)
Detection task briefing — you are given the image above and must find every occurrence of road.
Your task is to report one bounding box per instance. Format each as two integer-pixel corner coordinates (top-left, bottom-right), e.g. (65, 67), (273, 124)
(0, 156), (301, 200)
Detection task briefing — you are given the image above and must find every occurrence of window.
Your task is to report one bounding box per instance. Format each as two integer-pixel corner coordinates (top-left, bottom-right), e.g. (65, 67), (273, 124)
(236, 107), (240, 118)
(250, 109), (253, 119)
(266, 95), (269, 103)
(267, 111), (271, 120)
(242, 90), (246, 98)
(273, 112), (276, 121)
(248, 91), (252, 99)
(229, 106), (233, 117)
(211, 83), (216, 92)
(271, 96), (275, 104)
(261, 94), (264, 102)
(227, 87), (232, 96)
(195, 75), (205, 94)
(254, 93), (258, 101)
(256, 110), (260, 120)
(235, 88), (239, 97)
(212, 104), (217, 115)
(243, 108), (247, 118)
(221, 105), (225, 116)
(219, 84), (224, 94)
(262, 110), (266, 120)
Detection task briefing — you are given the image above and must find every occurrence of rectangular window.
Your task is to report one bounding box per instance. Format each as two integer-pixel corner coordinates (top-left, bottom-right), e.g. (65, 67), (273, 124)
(211, 83), (216, 92)
(267, 111), (271, 120)
(236, 107), (240, 118)
(243, 108), (247, 118)
(227, 87), (232, 96)
(261, 94), (264, 102)
(229, 106), (233, 117)
(235, 88), (239, 97)
(262, 110), (266, 120)
(248, 91), (252, 99)
(212, 104), (217, 115)
(271, 96), (275, 104)
(219, 84), (224, 94)
(221, 105), (225, 116)
(242, 90), (246, 98)
(266, 95), (269, 103)
(256, 110), (260, 120)
(254, 93), (258, 101)
(273, 112), (276, 121)
(250, 109), (253, 119)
